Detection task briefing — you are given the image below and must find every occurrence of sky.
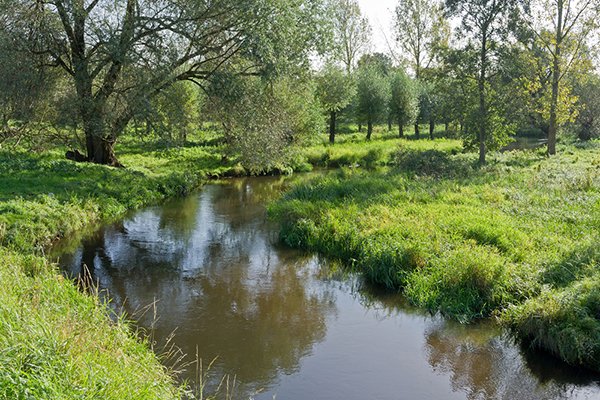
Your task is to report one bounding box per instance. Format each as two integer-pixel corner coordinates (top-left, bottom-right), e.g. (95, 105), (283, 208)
(357, 0), (397, 54)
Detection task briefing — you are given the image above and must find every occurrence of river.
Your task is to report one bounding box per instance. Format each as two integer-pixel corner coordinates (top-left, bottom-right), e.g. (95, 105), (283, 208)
(55, 176), (600, 399)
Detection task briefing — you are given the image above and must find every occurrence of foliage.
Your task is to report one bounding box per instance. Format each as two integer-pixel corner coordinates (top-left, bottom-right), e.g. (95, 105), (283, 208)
(394, 0), (449, 78)
(355, 67), (389, 136)
(316, 65), (356, 113)
(388, 69), (419, 134)
(1, 0), (330, 163)
(357, 53), (394, 76)
(328, 0), (371, 73)
(143, 82), (204, 145)
(574, 73), (600, 140)
(208, 75), (324, 174)
(525, 0), (600, 154)
(462, 87), (516, 152)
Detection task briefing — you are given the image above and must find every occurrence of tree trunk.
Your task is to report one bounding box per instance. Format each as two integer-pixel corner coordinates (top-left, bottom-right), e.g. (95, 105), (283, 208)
(367, 119), (373, 140)
(445, 122), (449, 133)
(86, 133), (121, 166)
(478, 31), (488, 164)
(414, 122), (420, 139)
(548, 0), (563, 156)
(329, 111), (336, 144)
(358, 123), (362, 132)
(399, 119), (404, 138)
(429, 118), (435, 140)
(388, 118), (392, 131)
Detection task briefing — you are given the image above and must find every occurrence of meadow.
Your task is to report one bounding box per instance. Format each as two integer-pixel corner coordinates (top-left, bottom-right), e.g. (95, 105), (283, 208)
(2, 123), (599, 396)
(271, 135), (600, 371)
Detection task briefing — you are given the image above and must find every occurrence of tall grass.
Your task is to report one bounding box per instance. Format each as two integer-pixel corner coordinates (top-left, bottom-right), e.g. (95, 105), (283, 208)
(0, 142), (243, 397)
(0, 249), (183, 399)
(271, 139), (600, 369)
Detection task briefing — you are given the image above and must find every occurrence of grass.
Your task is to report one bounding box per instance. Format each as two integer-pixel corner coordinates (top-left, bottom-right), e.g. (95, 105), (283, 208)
(304, 124), (460, 169)
(0, 137), (245, 398)
(270, 136), (600, 370)
(0, 249), (183, 399)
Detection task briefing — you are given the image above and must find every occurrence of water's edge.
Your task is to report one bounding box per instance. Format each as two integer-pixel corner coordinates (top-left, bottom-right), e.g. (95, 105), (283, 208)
(55, 176), (600, 400)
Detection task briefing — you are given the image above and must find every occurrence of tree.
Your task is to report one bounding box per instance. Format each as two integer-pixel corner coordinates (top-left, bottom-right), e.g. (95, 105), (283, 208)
(207, 74), (324, 173)
(445, 0), (523, 164)
(357, 53), (394, 76)
(574, 73), (600, 140)
(417, 81), (442, 140)
(356, 67), (389, 140)
(316, 65), (356, 143)
(526, 0), (599, 155)
(394, 0), (449, 137)
(0, 24), (52, 129)
(331, 0), (372, 74)
(144, 82), (203, 145)
(3, 0), (329, 165)
(389, 69), (418, 137)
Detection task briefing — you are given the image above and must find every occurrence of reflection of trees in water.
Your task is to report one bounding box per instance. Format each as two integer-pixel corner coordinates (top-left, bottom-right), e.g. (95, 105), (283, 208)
(424, 320), (600, 400)
(58, 177), (337, 397)
(58, 175), (600, 399)
(347, 279), (600, 400)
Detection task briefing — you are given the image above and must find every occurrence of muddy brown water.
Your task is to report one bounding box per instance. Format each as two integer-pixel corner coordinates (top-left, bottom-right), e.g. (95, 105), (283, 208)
(55, 176), (600, 399)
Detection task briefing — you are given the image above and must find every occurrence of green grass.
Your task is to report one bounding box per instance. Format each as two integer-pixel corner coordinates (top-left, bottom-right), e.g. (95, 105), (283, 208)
(270, 137), (600, 370)
(304, 129), (461, 169)
(0, 139), (243, 398)
(0, 249), (183, 399)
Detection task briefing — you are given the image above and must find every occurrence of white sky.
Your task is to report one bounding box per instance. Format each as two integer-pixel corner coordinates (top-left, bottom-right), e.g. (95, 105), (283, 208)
(357, 0), (397, 54)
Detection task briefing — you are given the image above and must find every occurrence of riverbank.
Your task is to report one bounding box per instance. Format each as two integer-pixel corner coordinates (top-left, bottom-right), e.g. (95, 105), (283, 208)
(270, 140), (600, 371)
(2, 133), (397, 397)
(0, 144), (240, 398)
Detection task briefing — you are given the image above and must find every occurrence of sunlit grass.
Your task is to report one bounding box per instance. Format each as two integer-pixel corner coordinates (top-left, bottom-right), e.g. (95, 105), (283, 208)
(271, 139), (600, 370)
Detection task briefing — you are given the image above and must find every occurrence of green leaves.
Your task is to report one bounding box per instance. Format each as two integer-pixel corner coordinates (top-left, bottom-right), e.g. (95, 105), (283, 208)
(316, 64), (356, 113)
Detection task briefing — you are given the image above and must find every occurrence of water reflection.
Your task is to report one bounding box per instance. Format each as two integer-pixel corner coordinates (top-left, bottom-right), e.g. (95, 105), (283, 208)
(59, 178), (337, 396)
(57, 176), (600, 400)
(423, 320), (600, 400)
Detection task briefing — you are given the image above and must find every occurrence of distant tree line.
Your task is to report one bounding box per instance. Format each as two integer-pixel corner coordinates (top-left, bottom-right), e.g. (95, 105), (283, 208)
(0, 0), (599, 166)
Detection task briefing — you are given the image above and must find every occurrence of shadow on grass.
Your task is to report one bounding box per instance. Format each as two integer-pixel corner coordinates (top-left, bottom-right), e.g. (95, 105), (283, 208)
(391, 148), (477, 179)
(542, 241), (600, 288)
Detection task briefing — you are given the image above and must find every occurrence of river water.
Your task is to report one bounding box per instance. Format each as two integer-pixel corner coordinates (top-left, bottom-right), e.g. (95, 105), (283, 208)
(55, 176), (600, 399)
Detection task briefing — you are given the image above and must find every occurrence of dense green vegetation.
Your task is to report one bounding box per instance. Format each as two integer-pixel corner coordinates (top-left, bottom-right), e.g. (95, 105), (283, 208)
(271, 138), (600, 370)
(1, 0), (599, 392)
(0, 249), (183, 399)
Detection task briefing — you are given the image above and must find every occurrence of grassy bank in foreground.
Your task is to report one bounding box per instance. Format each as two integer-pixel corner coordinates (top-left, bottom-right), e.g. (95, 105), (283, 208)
(0, 144), (241, 398)
(270, 140), (600, 371)
(0, 249), (182, 399)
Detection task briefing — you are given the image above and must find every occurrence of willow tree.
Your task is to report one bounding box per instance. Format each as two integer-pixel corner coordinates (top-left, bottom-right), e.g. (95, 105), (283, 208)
(316, 65), (356, 143)
(445, 0), (523, 164)
(389, 69), (418, 138)
(356, 67), (389, 141)
(3, 0), (328, 165)
(394, 0), (449, 138)
(527, 0), (599, 155)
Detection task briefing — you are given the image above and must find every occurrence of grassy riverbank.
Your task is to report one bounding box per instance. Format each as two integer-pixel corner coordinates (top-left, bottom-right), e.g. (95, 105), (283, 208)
(271, 139), (600, 371)
(0, 143), (239, 398)
(0, 249), (183, 399)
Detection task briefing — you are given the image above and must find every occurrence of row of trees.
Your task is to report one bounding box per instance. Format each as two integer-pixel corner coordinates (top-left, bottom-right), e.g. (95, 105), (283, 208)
(318, 0), (600, 163)
(0, 0), (599, 166)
